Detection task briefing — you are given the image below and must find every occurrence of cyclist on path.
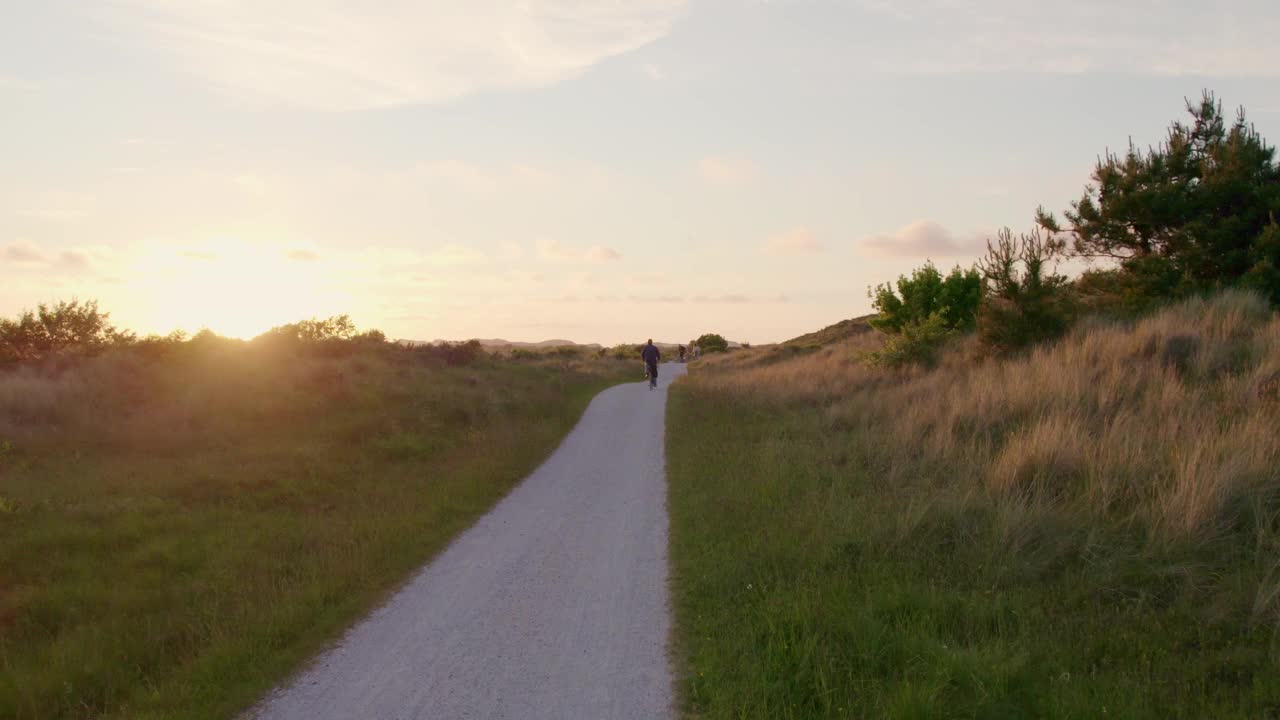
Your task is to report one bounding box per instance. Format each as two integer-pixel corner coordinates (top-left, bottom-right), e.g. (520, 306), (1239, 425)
(641, 339), (661, 389)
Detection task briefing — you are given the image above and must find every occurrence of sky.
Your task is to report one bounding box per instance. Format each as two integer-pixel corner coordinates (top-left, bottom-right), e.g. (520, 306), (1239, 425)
(4, 1), (1280, 345)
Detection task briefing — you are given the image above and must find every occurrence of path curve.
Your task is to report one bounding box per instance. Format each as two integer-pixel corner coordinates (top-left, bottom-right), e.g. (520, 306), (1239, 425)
(249, 362), (685, 720)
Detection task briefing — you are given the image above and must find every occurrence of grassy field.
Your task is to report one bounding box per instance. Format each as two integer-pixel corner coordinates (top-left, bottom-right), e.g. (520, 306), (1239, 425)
(0, 340), (633, 720)
(668, 290), (1280, 719)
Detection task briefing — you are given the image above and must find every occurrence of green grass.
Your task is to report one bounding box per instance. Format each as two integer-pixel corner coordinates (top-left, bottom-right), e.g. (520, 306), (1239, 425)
(666, 295), (1280, 719)
(0, 344), (633, 720)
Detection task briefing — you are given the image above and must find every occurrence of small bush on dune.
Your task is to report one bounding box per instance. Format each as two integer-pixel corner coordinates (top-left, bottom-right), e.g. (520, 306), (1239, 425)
(866, 312), (954, 368)
(607, 343), (641, 360)
(869, 262), (982, 334)
(254, 315), (358, 344)
(121, 330), (190, 361)
(976, 227), (1075, 355)
(693, 333), (729, 353)
(865, 263), (980, 368)
(1243, 220), (1280, 306)
(401, 339), (485, 367)
(252, 316), (364, 357)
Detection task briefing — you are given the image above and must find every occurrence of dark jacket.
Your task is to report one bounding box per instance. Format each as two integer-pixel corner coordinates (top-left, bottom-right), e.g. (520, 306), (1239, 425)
(641, 343), (661, 364)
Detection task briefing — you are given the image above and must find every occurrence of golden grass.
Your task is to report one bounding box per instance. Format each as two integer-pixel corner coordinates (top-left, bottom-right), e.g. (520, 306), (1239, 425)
(690, 290), (1280, 541)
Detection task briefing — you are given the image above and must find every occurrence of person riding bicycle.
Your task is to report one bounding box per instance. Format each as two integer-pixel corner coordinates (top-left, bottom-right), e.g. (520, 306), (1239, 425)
(678, 345), (686, 363)
(641, 339), (661, 388)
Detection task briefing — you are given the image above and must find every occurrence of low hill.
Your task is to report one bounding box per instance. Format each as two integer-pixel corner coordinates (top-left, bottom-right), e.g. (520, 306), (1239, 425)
(782, 314), (875, 348)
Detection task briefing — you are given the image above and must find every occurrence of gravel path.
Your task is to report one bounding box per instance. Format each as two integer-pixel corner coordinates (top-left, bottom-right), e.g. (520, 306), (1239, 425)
(248, 362), (684, 720)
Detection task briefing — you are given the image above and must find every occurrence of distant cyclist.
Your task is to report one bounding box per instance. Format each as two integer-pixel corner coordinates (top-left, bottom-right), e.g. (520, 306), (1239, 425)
(678, 345), (687, 363)
(641, 339), (661, 389)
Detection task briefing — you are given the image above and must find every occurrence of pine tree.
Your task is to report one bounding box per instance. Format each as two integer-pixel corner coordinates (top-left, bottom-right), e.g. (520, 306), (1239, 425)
(1039, 92), (1280, 302)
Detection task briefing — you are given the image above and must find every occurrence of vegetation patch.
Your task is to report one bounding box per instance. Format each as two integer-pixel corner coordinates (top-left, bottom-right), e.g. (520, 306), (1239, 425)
(668, 291), (1280, 719)
(0, 324), (633, 720)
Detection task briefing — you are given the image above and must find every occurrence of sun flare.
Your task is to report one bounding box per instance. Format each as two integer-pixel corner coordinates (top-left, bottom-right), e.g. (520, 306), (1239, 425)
(133, 238), (342, 339)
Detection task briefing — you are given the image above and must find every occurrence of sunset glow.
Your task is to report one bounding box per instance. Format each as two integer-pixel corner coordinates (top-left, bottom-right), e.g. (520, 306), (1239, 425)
(4, 2), (1280, 343)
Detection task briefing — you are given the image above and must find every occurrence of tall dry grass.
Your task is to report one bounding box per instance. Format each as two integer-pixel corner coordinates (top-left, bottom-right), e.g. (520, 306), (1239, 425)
(692, 289), (1280, 541)
(669, 290), (1280, 718)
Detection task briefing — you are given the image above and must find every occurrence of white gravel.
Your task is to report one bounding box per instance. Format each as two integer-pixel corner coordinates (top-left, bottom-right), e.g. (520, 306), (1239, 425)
(247, 362), (684, 720)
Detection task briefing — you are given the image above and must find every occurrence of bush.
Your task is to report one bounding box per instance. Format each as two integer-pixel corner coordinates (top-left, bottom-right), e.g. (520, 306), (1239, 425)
(402, 340), (485, 366)
(253, 315), (358, 345)
(977, 228), (1075, 354)
(694, 333), (729, 353)
(1242, 219), (1280, 306)
(866, 312), (954, 368)
(869, 262), (982, 334)
(607, 344), (641, 360)
(126, 330), (190, 360)
(0, 300), (131, 365)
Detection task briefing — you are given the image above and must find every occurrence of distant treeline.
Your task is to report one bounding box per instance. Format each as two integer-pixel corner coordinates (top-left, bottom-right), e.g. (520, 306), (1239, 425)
(0, 303), (495, 368)
(0, 302), (742, 370)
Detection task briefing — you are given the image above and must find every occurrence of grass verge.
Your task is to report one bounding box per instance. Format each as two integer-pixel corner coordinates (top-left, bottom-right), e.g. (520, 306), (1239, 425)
(0, 344), (632, 720)
(667, 291), (1280, 719)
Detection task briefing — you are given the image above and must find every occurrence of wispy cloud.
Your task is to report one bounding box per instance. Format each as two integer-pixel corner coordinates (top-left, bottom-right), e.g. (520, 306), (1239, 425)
(2, 239), (104, 273)
(92, 1), (690, 109)
(860, 220), (985, 257)
(586, 246), (622, 262)
(58, 250), (92, 271)
(537, 239), (622, 263)
(3, 240), (47, 263)
(287, 249), (321, 262)
(427, 244), (488, 265)
(763, 228), (823, 257)
(691, 294), (789, 304)
(14, 191), (96, 221)
(629, 271), (670, 286)
(852, 0), (1280, 76)
(697, 155), (759, 186)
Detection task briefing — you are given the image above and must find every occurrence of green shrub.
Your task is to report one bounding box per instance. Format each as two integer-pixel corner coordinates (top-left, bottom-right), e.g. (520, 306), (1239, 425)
(607, 344), (641, 360)
(866, 312), (954, 368)
(1242, 219), (1280, 306)
(869, 262), (982, 334)
(694, 333), (729, 353)
(253, 315), (357, 344)
(404, 340), (485, 366)
(126, 330), (190, 360)
(977, 228), (1075, 355)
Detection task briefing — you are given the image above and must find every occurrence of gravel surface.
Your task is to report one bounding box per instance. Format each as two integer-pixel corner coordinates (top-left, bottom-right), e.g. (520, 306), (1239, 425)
(248, 363), (684, 720)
